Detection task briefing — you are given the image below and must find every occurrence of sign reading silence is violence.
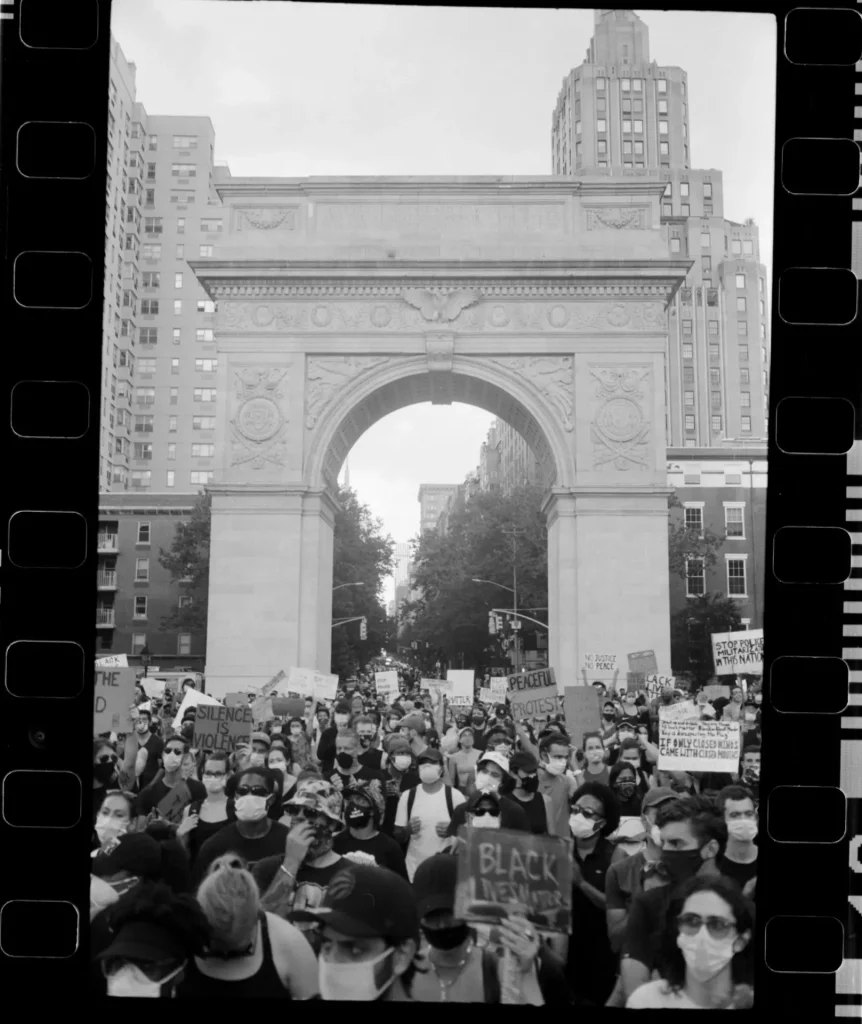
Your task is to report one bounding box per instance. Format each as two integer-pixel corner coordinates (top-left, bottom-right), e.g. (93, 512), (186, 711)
(193, 702), (254, 753)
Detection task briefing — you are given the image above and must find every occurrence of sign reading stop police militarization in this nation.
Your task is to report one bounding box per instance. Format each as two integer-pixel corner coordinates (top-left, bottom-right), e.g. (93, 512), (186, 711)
(711, 629), (764, 675)
(193, 703), (254, 753)
(658, 717), (741, 774)
(506, 668), (558, 720)
(454, 827), (573, 935)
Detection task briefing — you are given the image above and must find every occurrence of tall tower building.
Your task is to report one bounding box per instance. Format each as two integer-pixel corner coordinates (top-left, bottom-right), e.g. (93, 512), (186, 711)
(551, 10), (769, 448)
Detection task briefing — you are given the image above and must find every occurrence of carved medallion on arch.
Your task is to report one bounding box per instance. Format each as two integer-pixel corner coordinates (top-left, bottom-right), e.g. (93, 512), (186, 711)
(230, 365), (291, 470)
(588, 364), (652, 472)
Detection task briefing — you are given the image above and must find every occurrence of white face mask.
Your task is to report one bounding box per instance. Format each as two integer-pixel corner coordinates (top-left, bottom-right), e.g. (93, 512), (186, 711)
(107, 962), (184, 997)
(234, 795), (269, 822)
(319, 945), (394, 1001)
(268, 759), (287, 774)
(203, 777), (226, 794)
(475, 771), (500, 794)
(727, 819), (758, 842)
(569, 812), (598, 839)
(163, 753), (183, 772)
(585, 748), (604, 764)
(248, 753), (266, 769)
(393, 755), (412, 772)
(95, 817), (127, 847)
(471, 813), (501, 830)
(418, 764), (441, 785)
(543, 758), (566, 777)
(677, 928), (739, 983)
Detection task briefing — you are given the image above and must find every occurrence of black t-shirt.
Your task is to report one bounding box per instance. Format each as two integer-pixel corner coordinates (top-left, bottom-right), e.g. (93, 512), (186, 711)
(382, 769), (420, 837)
(193, 821), (289, 888)
(567, 836), (617, 1006)
(252, 854), (346, 952)
(137, 732), (164, 791)
(358, 747), (385, 772)
(135, 778), (207, 822)
(316, 725), (339, 765)
(716, 852), (758, 890)
(333, 830), (409, 879)
(323, 765), (388, 799)
(446, 796), (530, 837)
(510, 791), (549, 835)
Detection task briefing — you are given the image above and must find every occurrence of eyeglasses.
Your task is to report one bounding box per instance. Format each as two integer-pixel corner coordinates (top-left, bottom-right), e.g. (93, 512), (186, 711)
(235, 785), (269, 798)
(677, 913), (737, 940)
(472, 806), (500, 817)
(95, 754), (118, 765)
(286, 805), (324, 822)
(572, 805), (604, 822)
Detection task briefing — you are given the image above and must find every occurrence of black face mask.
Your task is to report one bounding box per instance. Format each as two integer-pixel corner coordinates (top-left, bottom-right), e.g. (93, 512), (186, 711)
(519, 775), (539, 793)
(472, 718), (484, 727)
(93, 763), (115, 784)
(347, 805), (372, 829)
(358, 736), (372, 748)
(422, 922), (471, 951)
(660, 848), (704, 885)
(335, 752), (354, 771)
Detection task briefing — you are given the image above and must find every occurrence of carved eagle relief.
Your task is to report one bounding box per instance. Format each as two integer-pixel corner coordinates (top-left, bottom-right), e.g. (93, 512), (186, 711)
(401, 288), (480, 323)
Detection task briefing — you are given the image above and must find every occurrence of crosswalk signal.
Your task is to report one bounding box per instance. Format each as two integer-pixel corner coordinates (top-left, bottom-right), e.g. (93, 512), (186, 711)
(360, 617), (367, 640)
(488, 612), (496, 635)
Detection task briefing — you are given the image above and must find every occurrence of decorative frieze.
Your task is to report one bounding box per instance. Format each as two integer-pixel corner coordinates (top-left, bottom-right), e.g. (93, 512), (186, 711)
(584, 206), (649, 230)
(235, 207), (299, 231)
(588, 365), (652, 472)
(305, 356), (390, 429)
(492, 357), (574, 432)
(211, 281), (671, 300)
(230, 366), (290, 469)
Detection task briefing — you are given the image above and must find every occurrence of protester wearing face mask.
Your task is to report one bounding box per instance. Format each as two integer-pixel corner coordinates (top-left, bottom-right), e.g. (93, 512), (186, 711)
(537, 734), (578, 838)
(93, 790), (136, 858)
(132, 708), (164, 792)
(445, 752), (530, 844)
(551, 782), (620, 1007)
(285, 718), (313, 771)
(508, 751), (553, 835)
(318, 702), (352, 769)
(608, 760), (644, 818)
(175, 855), (319, 998)
(93, 739), (123, 824)
(93, 880), (210, 997)
(266, 745), (297, 812)
(135, 737), (207, 832)
(395, 749), (466, 880)
(333, 783), (408, 879)
(410, 853), (571, 1004)
(176, 753), (230, 866)
(737, 745), (760, 802)
(447, 727), (481, 796)
(574, 732), (611, 788)
(619, 794), (735, 1001)
(354, 715), (386, 771)
(483, 726), (514, 759)
(626, 876), (754, 1008)
(600, 701), (620, 745)
(326, 728), (388, 795)
(469, 708), (489, 751)
(192, 768), (290, 886)
(714, 785), (758, 894)
(252, 780), (346, 944)
(380, 734), (420, 835)
(611, 734), (654, 789)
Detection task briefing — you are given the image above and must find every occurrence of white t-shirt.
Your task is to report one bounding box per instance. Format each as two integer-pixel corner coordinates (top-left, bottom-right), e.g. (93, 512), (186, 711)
(395, 783), (466, 881)
(626, 980), (704, 1009)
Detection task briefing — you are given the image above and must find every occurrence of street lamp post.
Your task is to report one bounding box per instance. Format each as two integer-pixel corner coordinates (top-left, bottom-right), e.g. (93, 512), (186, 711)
(502, 528), (526, 673)
(140, 645), (151, 679)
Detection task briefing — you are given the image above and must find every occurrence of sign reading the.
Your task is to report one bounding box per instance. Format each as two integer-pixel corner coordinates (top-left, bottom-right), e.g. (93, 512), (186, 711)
(454, 827), (573, 935)
(193, 703), (254, 753)
(506, 669), (558, 721)
(658, 718), (742, 774)
(583, 653), (618, 674)
(94, 667), (137, 734)
(563, 686), (603, 748)
(711, 629), (763, 675)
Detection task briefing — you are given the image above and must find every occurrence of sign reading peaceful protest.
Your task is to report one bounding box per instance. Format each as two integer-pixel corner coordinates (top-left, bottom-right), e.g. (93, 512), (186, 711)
(454, 827), (574, 935)
(447, 670), (475, 702)
(711, 629), (763, 675)
(375, 670), (399, 701)
(94, 667), (137, 734)
(628, 650), (659, 676)
(583, 653), (618, 675)
(563, 686), (603, 748)
(193, 702), (254, 753)
(506, 668), (559, 721)
(658, 717), (742, 774)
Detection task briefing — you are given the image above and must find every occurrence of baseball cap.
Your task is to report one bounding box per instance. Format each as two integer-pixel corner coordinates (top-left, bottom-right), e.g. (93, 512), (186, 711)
(509, 751), (539, 774)
(284, 779), (344, 830)
(251, 731), (271, 747)
(642, 786), (677, 811)
(412, 853), (458, 919)
(96, 920), (188, 964)
(416, 747), (443, 765)
(399, 713), (426, 734)
(477, 750), (510, 776)
(294, 863), (419, 942)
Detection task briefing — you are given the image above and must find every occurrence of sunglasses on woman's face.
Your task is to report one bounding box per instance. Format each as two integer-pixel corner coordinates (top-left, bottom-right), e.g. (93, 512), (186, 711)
(286, 805), (324, 823)
(95, 753), (118, 765)
(677, 913), (736, 940)
(473, 806), (500, 818)
(235, 785), (269, 798)
(573, 805), (604, 822)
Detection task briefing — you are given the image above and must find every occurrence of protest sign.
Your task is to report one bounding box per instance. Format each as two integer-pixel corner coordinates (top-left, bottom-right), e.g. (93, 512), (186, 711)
(703, 683), (731, 701)
(454, 827), (573, 935)
(286, 667), (315, 698)
(479, 687), (494, 705)
(375, 670), (399, 702)
(563, 686), (603, 748)
(313, 672), (338, 702)
(658, 718), (741, 774)
(645, 673), (674, 699)
(711, 629), (763, 675)
(272, 697), (306, 718)
(583, 653), (618, 675)
(423, 678), (453, 694)
(490, 678), (508, 702)
(447, 670), (475, 702)
(156, 781), (193, 824)
(224, 693), (246, 707)
(193, 703), (254, 753)
(172, 688), (221, 730)
(506, 669), (558, 721)
(251, 696), (273, 725)
(258, 669), (287, 697)
(95, 654), (128, 668)
(449, 695), (473, 707)
(94, 667), (137, 734)
(659, 701), (702, 724)
(627, 650), (658, 675)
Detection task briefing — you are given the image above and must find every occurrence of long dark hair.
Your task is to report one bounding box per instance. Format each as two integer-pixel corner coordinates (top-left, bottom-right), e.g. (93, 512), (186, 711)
(655, 875), (755, 993)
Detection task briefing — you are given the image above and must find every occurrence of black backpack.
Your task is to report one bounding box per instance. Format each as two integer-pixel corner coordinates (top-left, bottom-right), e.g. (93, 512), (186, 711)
(403, 784), (455, 843)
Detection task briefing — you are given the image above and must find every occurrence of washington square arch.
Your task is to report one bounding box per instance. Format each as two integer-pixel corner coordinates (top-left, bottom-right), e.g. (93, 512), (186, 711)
(188, 176), (690, 698)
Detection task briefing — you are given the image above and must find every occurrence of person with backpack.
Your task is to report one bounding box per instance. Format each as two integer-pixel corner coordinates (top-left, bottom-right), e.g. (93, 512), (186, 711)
(394, 748), (466, 881)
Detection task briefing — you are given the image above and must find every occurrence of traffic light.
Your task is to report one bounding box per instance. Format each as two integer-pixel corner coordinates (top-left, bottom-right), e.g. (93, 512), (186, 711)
(495, 613), (504, 633)
(488, 612), (497, 635)
(359, 617), (367, 640)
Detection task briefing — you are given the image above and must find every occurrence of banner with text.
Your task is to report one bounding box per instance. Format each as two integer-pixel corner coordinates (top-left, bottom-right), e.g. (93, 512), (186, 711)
(645, 673), (675, 699)
(193, 703), (254, 753)
(258, 669), (287, 697)
(506, 668), (559, 721)
(658, 701), (702, 724)
(583, 653), (618, 675)
(658, 717), (741, 773)
(286, 667), (315, 697)
(94, 667), (137, 734)
(313, 672), (339, 703)
(711, 629), (763, 675)
(375, 670), (399, 702)
(95, 654), (129, 668)
(447, 670), (476, 702)
(563, 686), (603, 749)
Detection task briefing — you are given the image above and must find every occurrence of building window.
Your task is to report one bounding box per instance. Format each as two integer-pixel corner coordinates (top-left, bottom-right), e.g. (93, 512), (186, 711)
(739, 369), (750, 385)
(621, 77), (631, 92)
(623, 140), (633, 155)
(193, 416), (216, 429)
(711, 415), (722, 432)
(704, 203), (713, 215)
(700, 232), (710, 248)
(134, 415), (154, 433)
(658, 99), (668, 114)
(199, 245), (214, 257)
(658, 79), (667, 94)
(703, 182), (713, 200)
(597, 139), (607, 154)
(173, 135), (198, 149)
(174, 273), (183, 289)
(140, 299), (159, 315)
(732, 239), (742, 256)
(166, 470), (175, 488)
(681, 204), (690, 217)
(132, 633), (147, 655)
(173, 328), (181, 345)
(670, 236), (681, 252)
(660, 141), (669, 156)
(725, 505), (745, 538)
(759, 299), (766, 316)
(142, 244), (161, 260)
(739, 344), (749, 362)
(597, 77), (606, 90)
(743, 240), (753, 255)
(663, 202), (673, 217)
(596, 118), (606, 133)
(709, 343), (720, 361)
(190, 471), (214, 485)
(200, 219), (223, 233)
(192, 443), (215, 457)
(634, 140), (644, 156)
(684, 505), (704, 536)
(196, 329), (214, 342)
(170, 388), (178, 405)
(171, 358), (180, 374)
(145, 189), (155, 206)
(135, 557), (150, 581)
(633, 119), (643, 133)
(144, 217), (163, 234)
(711, 391), (722, 409)
(727, 558), (747, 597)
(135, 388), (155, 405)
(177, 218), (186, 234)
(684, 391), (695, 406)
(760, 325), (766, 341)
(138, 358), (156, 374)
(168, 416), (177, 432)
(146, 163), (156, 181)
(174, 300), (182, 315)
(596, 97), (606, 112)
(142, 271), (160, 288)
(176, 245), (184, 260)
(738, 320), (748, 335)
(171, 162), (196, 177)
(686, 558), (705, 597)
(195, 358), (218, 372)
(194, 388), (217, 403)
(133, 442), (153, 461)
(685, 414), (696, 431)
(735, 296), (747, 313)
(741, 416), (752, 433)
(178, 634), (192, 656)
(710, 368), (721, 386)
(740, 392), (751, 408)
(137, 522), (151, 544)
(708, 320), (719, 335)
(622, 120), (632, 134)
(134, 596), (148, 619)
(681, 319), (692, 337)
(167, 442), (176, 461)
(735, 273), (746, 289)
(682, 342), (693, 359)
(683, 368), (695, 387)
(659, 120), (668, 135)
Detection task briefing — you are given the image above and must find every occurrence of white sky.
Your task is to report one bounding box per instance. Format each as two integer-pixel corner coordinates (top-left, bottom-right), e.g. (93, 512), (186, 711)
(111, 2), (777, 602)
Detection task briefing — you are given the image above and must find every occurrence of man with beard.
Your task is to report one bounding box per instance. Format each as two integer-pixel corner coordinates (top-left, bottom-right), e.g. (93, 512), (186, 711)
(253, 779), (347, 951)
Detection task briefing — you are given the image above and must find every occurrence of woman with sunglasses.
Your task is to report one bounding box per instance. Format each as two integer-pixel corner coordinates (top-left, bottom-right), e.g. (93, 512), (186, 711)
(192, 767), (290, 887)
(176, 752), (231, 867)
(93, 739), (122, 828)
(626, 875), (754, 1008)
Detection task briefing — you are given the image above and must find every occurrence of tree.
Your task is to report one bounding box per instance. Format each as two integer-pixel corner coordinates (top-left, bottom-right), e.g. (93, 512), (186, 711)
(158, 490), (211, 647)
(667, 491), (726, 582)
(671, 593), (743, 685)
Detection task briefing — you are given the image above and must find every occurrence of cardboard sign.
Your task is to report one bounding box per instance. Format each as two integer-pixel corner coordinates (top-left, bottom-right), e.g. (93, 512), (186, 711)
(506, 669), (559, 721)
(583, 653), (617, 674)
(658, 718), (742, 774)
(489, 678), (508, 702)
(454, 827), (574, 936)
(225, 693), (246, 707)
(375, 670), (399, 701)
(447, 670), (475, 702)
(449, 695), (473, 707)
(258, 669), (287, 697)
(94, 667), (137, 734)
(251, 696), (273, 725)
(172, 687), (221, 730)
(711, 629), (763, 675)
(563, 686), (603, 748)
(95, 654), (128, 668)
(272, 697), (305, 719)
(156, 781), (192, 824)
(627, 650), (658, 675)
(423, 677), (453, 693)
(479, 687), (495, 705)
(193, 703), (254, 753)
(659, 701), (702, 724)
(286, 667), (315, 698)
(703, 683), (731, 701)
(313, 673), (339, 702)
(645, 673), (675, 699)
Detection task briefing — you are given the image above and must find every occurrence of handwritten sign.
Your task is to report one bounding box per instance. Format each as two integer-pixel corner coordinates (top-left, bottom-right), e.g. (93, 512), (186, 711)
(563, 686), (603, 748)
(645, 673), (675, 699)
(490, 678), (508, 702)
(659, 701), (702, 724)
(94, 667), (137, 734)
(193, 703), (254, 753)
(423, 678), (452, 694)
(711, 630), (763, 675)
(375, 671), (399, 702)
(658, 718), (741, 774)
(285, 667), (314, 698)
(95, 654), (128, 668)
(258, 669), (287, 697)
(506, 669), (558, 721)
(251, 696), (273, 725)
(447, 670), (475, 702)
(627, 650), (658, 676)
(479, 687), (494, 705)
(156, 781), (192, 824)
(313, 673), (339, 702)
(583, 653), (618, 674)
(454, 827), (573, 935)
(449, 695), (473, 707)
(702, 683), (731, 702)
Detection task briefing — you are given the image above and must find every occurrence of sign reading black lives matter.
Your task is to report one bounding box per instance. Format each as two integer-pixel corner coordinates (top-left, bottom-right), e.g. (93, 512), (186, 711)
(711, 629), (763, 675)
(454, 827), (574, 935)
(506, 668), (559, 721)
(193, 703), (254, 752)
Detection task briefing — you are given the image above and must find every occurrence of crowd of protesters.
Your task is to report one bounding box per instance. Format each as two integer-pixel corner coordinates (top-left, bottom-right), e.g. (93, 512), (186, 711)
(91, 662), (759, 1005)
